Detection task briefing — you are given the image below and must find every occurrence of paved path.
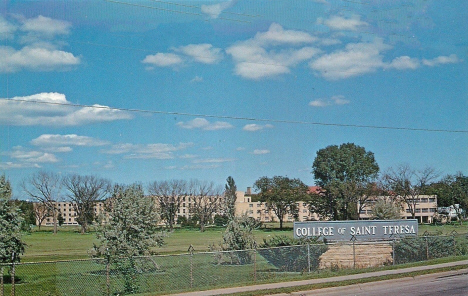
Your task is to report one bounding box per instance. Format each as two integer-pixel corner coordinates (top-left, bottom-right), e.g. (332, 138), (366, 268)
(168, 260), (468, 296)
(271, 268), (468, 296)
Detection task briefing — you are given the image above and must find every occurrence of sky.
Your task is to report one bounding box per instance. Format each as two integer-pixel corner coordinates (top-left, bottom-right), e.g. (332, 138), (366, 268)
(0, 0), (467, 198)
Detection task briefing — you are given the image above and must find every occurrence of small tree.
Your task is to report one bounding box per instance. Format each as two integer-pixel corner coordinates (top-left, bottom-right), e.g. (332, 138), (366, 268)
(0, 175), (26, 264)
(22, 171), (62, 234)
(62, 174), (111, 233)
(33, 203), (49, 230)
(147, 179), (188, 232)
(188, 180), (223, 232)
(370, 197), (401, 220)
(254, 176), (308, 230)
(93, 183), (164, 294)
(383, 165), (439, 220)
(224, 176), (237, 221)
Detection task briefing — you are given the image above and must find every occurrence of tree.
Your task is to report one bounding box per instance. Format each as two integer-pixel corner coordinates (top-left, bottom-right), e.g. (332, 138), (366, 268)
(0, 175), (25, 264)
(370, 197), (401, 220)
(33, 203), (49, 230)
(188, 180), (223, 232)
(382, 164), (439, 220)
(22, 171), (62, 234)
(147, 179), (188, 232)
(220, 214), (257, 264)
(312, 143), (380, 220)
(426, 173), (468, 222)
(253, 176), (309, 230)
(224, 176), (237, 221)
(62, 174), (111, 233)
(93, 183), (164, 294)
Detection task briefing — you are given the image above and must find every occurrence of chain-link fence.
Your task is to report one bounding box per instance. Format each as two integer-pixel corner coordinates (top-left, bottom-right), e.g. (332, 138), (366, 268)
(1, 234), (467, 296)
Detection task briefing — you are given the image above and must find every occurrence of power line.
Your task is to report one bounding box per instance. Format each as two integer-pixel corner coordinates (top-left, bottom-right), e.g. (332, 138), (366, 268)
(2, 98), (467, 134)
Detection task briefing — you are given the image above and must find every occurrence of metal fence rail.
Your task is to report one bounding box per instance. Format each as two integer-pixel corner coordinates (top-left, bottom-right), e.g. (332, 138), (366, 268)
(1, 234), (467, 296)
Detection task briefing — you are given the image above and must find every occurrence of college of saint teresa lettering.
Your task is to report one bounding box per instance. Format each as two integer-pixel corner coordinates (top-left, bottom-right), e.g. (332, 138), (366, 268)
(294, 220), (418, 241)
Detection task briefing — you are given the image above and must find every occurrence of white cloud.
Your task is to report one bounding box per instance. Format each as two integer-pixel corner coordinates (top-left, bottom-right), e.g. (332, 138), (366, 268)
(0, 15), (80, 72)
(190, 76), (203, 83)
(31, 134), (109, 147)
(43, 146), (73, 153)
(4, 146), (59, 165)
(0, 16), (16, 39)
(0, 45), (80, 72)
(422, 54), (461, 67)
(142, 43), (223, 69)
(322, 15), (368, 31)
(201, 0), (237, 19)
(236, 147), (246, 151)
(0, 162), (40, 170)
(21, 15), (71, 37)
(254, 23), (318, 45)
(388, 56), (420, 70)
(142, 53), (183, 67)
(175, 44), (223, 64)
(309, 95), (350, 107)
(177, 118), (234, 130)
(0, 93), (132, 126)
(192, 158), (234, 164)
(103, 142), (193, 160)
(226, 23), (320, 80)
(252, 149), (270, 155)
(309, 39), (391, 80)
(243, 123), (274, 132)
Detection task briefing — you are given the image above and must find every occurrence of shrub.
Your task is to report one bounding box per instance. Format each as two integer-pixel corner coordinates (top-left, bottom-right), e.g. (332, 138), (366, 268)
(258, 235), (327, 272)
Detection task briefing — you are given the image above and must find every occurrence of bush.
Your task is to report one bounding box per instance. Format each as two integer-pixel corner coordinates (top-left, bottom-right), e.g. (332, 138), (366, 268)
(393, 235), (466, 264)
(258, 235), (328, 272)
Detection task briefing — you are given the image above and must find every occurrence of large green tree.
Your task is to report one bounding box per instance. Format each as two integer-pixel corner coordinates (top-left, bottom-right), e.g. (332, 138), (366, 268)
(312, 143), (379, 220)
(425, 173), (468, 221)
(254, 176), (309, 229)
(0, 175), (25, 264)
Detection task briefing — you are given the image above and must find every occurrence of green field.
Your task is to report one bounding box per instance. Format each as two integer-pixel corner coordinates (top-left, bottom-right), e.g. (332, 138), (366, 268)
(5, 223), (466, 296)
(21, 223), (467, 262)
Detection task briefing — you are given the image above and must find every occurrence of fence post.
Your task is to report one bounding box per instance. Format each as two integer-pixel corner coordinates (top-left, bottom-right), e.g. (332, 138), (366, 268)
(10, 253), (14, 296)
(425, 236), (429, 260)
(392, 239), (395, 266)
(1, 266), (3, 296)
(307, 243), (311, 273)
(10, 265), (14, 296)
(350, 235), (356, 269)
(188, 245), (194, 289)
(253, 249), (257, 283)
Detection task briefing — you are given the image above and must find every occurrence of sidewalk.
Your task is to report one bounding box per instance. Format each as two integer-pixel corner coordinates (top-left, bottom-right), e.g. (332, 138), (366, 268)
(169, 260), (468, 296)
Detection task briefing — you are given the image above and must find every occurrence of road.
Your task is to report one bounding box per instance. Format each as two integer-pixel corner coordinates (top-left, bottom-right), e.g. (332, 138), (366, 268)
(274, 269), (468, 296)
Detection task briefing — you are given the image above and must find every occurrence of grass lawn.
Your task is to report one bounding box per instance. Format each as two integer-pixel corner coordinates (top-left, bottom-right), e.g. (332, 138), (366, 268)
(21, 223), (466, 262)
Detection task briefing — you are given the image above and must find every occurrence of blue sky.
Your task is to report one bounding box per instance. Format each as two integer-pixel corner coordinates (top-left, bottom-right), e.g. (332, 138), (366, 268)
(0, 0), (467, 197)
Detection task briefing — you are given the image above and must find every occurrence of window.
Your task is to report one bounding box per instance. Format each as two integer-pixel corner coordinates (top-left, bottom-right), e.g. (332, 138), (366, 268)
(422, 208), (429, 213)
(249, 204), (253, 207)
(429, 198), (436, 203)
(430, 208), (436, 212)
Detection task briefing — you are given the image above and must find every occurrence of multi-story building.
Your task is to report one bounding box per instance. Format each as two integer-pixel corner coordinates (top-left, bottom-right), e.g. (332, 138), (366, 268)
(358, 195), (438, 223)
(35, 191), (438, 227)
(35, 201), (106, 226)
(234, 187), (320, 222)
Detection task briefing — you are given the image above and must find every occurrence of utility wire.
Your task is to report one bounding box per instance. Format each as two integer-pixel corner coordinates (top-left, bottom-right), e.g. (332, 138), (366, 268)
(2, 98), (467, 134)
